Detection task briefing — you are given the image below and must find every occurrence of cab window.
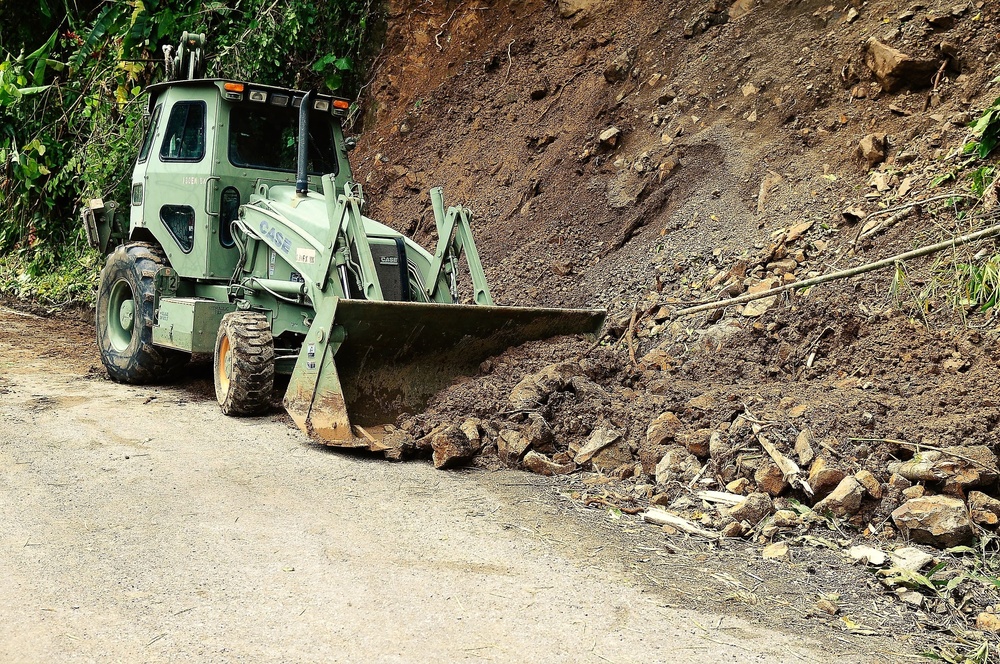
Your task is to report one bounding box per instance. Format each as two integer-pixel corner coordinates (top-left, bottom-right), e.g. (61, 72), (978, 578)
(137, 104), (162, 164)
(160, 101), (206, 162)
(228, 104), (338, 175)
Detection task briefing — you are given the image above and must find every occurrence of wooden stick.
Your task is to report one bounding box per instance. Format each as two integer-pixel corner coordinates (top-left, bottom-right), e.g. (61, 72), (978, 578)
(851, 193), (979, 244)
(626, 301), (638, 366)
(643, 508), (721, 539)
(858, 205), (916, 241)
(670, 223), (1000, 318)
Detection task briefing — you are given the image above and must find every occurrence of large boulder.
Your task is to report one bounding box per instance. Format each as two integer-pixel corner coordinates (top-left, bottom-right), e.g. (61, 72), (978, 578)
(891, 495), (974, 548)
(864, 38), (941, 92)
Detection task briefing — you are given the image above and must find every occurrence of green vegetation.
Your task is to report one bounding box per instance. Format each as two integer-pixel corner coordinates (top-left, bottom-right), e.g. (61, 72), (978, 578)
(965, 93), (1000, 159)
(890, 95), (1000, 325)
(0, 0), (381, 306)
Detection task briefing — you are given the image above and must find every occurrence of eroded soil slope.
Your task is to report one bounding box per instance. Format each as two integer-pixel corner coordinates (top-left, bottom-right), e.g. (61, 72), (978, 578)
(350, 0), (1000, 655)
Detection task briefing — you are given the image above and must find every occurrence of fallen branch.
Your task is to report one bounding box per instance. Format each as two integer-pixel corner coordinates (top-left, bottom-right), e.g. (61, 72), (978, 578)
(857, 204), (916, 241)
(670, 223), (1000, 318)
(643, 508), (721, 539)
(626, 301), (638, 366)
(695, 490), (744, 506)
(851, 193), (978, 244)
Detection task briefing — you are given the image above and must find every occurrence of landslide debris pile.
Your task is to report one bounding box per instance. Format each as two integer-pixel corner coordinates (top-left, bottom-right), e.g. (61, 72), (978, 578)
(354, 0), (1000, 644)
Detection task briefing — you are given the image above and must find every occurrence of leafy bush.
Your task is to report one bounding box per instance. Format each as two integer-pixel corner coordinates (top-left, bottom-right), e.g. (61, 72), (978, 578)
(0, 0), (382, 305)
(967, 94), (1000, 159)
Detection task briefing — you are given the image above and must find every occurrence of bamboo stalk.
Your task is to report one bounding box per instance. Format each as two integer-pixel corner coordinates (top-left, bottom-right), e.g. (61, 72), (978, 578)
(672, 223), (1000, 318)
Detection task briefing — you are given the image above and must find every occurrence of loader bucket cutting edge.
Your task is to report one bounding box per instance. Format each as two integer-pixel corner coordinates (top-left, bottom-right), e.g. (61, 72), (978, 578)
(283, 299), (605, 448)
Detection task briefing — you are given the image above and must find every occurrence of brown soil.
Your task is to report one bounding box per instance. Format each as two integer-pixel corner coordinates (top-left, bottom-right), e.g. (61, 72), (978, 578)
(347, 0), (1000, 657)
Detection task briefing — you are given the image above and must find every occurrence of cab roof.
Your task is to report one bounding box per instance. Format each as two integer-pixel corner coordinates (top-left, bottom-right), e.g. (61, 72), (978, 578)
(144, 78), (351, 118)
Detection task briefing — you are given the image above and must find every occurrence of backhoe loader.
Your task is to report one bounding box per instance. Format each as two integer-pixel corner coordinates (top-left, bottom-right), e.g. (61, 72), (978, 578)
(83, 32), (605, 449)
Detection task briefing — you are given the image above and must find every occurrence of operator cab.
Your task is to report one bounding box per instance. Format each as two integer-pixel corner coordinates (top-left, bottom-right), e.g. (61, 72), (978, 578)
(129, 78), (354, 281)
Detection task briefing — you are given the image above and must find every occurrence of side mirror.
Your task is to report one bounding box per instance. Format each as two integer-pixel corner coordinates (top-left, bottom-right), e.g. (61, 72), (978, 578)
(344, 137), (357, 152)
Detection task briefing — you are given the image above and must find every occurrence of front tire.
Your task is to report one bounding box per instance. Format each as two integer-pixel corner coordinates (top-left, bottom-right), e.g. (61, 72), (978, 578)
(96, 243), (187, 383)
(214, 311), (275, 416)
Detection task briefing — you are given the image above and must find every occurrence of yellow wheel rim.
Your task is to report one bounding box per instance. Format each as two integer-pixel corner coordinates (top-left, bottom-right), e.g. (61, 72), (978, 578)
(217, 334), (232, 395)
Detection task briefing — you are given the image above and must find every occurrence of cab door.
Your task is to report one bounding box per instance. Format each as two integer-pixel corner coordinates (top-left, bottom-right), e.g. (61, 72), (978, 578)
(140, 87), (218, 279)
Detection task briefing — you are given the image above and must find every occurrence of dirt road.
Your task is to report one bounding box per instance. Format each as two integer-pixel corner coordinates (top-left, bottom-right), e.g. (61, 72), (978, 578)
(0, 307), (877, 663)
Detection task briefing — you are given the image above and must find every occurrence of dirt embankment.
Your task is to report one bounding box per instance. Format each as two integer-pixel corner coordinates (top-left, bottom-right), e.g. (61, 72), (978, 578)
(350, 0), (1000, 654)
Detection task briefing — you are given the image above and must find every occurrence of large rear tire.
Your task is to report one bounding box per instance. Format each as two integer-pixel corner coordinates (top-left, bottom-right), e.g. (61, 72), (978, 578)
(96, 243), (187, 383)
(214, 311), (275, 416)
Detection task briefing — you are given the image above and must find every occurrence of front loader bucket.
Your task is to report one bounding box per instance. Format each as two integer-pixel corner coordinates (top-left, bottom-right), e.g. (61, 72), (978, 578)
(283, 299), (605, 448)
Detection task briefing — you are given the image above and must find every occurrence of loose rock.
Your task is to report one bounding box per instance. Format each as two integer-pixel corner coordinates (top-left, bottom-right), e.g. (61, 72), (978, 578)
(864, 38), (941, 92)
(890, 546), (934, 572)
(772, 509), (800, 528)
(762, 542), (789, 561)
(855, 470), (883, 499)
(975, 612), (1000, 633)
(969, 491), (1000, 518)
(814, 476), (864, 517)
(591, 438), (634, 474)
(727, 477), (751, 494)
(678, 428), (711, 458)
(808, 457), (846, 498)
(521, 413), (554, 454)
(603, 48), (636, 83)
(575, 427), (622, 465)
(498, 429), (530, 466)
(849, 545), (887, 566)
(728, 492), (774, 526)
(523, 450), (576, 476)
(794, 429), (815, 467)
(891, 495), (974, 548)
(508, 361), (580, 409)
(599, 126), (621, 147)
(646, 412), (682, 447)
(721, 521), (746, 537)
(431, 425), (479, 469)
(815, 598), (839, 615)
(755, 461), (789, 497)
(856, 133), (888, 169)
(655, 446), (702, 485)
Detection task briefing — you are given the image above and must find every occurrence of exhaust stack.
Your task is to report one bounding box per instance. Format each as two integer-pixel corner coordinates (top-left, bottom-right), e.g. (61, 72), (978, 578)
(295, 90), (314, 196)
